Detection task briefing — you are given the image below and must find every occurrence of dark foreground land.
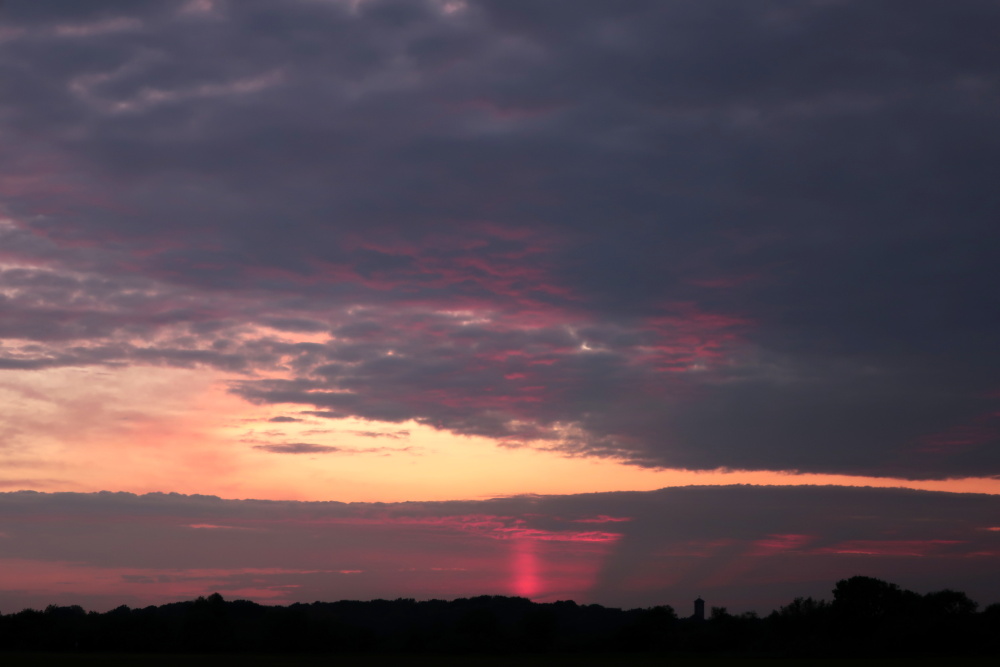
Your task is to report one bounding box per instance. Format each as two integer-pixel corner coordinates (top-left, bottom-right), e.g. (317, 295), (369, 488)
(2, 577), (999, 659)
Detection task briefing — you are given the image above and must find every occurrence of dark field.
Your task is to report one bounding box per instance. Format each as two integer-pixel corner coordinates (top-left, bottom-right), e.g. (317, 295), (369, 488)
(2, 655), (999, 667)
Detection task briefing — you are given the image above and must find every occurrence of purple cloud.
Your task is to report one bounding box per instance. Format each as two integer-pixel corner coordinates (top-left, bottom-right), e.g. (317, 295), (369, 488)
(0, 0), (998, 479)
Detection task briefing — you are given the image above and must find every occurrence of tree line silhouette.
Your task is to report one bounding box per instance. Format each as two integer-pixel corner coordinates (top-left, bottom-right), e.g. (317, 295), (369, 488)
(1, 576), (998, 656)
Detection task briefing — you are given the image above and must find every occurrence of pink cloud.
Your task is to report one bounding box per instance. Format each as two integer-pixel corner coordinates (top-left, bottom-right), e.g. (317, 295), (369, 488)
(638, 304), (750, 372)
(687, 273), (762, 289)
(448, 98), (567, 122)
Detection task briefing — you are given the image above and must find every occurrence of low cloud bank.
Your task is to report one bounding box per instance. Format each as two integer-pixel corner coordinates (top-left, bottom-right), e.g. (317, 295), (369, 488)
(1, 485), (998, 613)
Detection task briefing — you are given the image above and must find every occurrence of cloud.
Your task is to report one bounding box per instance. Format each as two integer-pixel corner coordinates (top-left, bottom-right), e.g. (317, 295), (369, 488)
(250, 441), (415, 455)
(0, 0), (998, 480)
(348, 429), (410, 439)
(1, 486), (999, 613)
(252, 443), (341, 454)
(186, 523), (258, 531)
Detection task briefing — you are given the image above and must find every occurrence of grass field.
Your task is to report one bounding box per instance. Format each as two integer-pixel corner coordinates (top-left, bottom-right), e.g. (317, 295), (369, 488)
(2, 654), (998, 667)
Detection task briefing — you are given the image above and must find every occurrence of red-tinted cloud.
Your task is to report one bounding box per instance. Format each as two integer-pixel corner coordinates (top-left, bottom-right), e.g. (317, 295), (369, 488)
(2, 0), (999, 482)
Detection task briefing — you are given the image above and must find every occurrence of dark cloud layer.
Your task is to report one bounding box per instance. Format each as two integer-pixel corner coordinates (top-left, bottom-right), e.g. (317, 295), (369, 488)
(251, 442), (341, 454)
(1, 486), (999, 612)
(2, 0), (999, 478)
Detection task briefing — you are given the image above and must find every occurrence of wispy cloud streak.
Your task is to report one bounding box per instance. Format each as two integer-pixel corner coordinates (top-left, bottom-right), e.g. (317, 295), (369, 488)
(1, 0), (998, 482)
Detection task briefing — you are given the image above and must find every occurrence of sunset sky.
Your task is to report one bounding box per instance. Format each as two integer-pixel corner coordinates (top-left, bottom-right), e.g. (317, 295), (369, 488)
(1, 0), (999, 614)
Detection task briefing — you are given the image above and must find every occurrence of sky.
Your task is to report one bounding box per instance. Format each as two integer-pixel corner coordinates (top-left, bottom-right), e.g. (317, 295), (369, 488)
(1, 0), (999, 614)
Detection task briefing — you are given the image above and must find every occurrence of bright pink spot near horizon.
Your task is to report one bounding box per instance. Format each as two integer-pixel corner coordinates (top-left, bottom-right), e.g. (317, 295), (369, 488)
(750, 533), (813, 556)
